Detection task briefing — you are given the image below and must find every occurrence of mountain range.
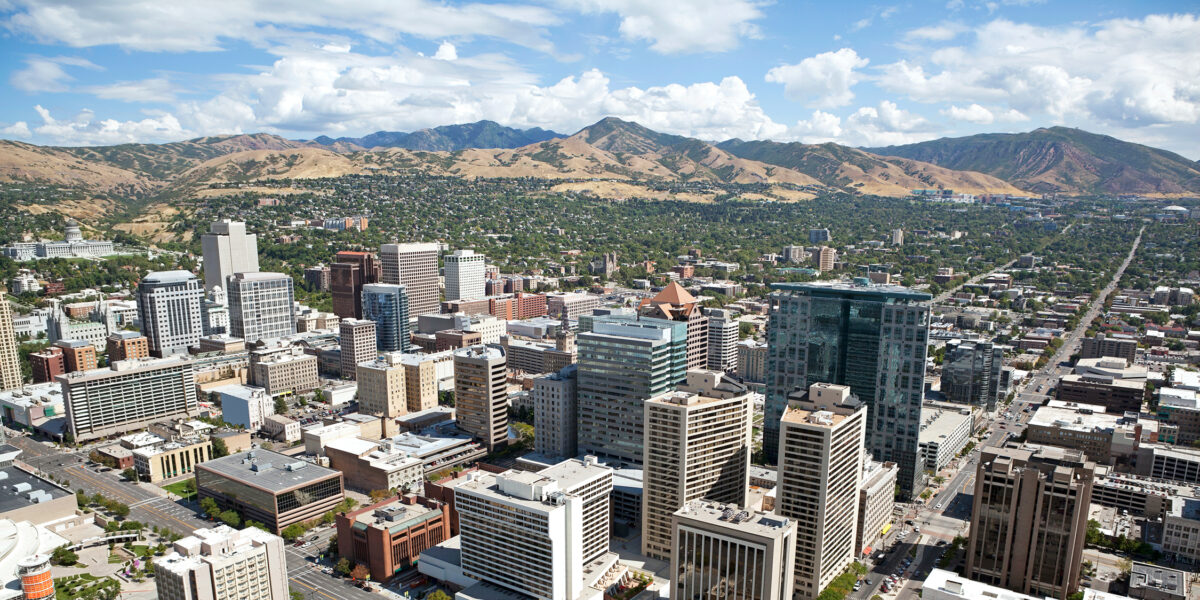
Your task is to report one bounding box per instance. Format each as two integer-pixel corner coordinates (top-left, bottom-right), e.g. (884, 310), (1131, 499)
(3, 119), (1199, 224)
(310, 120), (561, 152)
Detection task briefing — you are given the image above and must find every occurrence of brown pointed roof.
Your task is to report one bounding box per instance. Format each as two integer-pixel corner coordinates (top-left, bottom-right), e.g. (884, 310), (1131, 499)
(649, 281), (697, 305)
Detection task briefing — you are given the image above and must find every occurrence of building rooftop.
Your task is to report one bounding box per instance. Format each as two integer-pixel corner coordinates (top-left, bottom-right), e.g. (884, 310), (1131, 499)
(1029, 400), (1126, 432)
(537, 456), (611, 491)
(1129, 562), (1188, 597)
(922, 568), (1041, 600)
(674, 500), (795, 539)
(1169, 369), (1200, 390)
(349, 495), (444, 532)
(229, 271), (289, 282)
(58, 355), (192, 382)
(141, 270), (198, 284)
(120, 432), (165, 449)
(1060, 373), (1145, 390)
(1074, 357), (1147, 380)
(197, 450), (340, 490)
(1159, 389), (1199, 410)
(0, 383), (62, 408)
(157, 525), (281, 576)
(918, 405), (973, 444)
(781, 406), (850, 428)
(1172, 496), (1200, 520)
(771, 280), (932, 302)
(0, 466), (71, 516)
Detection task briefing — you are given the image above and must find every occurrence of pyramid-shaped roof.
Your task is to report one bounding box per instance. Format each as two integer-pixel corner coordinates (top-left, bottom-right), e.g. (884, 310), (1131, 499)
(649, 281), (697, 306)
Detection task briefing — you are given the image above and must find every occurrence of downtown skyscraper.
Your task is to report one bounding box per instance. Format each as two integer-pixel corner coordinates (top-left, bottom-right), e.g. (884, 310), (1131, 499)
(136, 270), (205, 357)
(362, 283), (411, 353)
(200, 220), (259, 292)
(380, 243), (439, 319)
(764, 281), (931, 497)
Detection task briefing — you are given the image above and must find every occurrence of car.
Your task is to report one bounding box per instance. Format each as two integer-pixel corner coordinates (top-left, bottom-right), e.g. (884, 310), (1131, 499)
(936, 503), (943, 509)
(913, 527), (920, 534)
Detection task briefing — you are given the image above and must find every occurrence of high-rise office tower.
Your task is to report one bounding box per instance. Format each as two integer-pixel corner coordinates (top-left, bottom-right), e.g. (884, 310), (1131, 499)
(136, 270), (205, 357)
(444, 249), (485, 301)
(642, 370), (752, 560)
(533, 364), (578, 458)
(765, 281), (930, 497)
(942, 338), (1003, 411)
(776, 383), (866, 600)
(155, 525), (288, 600)
(355, 352), (407, 418)
(576, 313), (687, 465)
(331, 251), (380, 320)
(706, 309), (739, 372)
(200, 220), (259, 291)
(380, 243), (439, 318)
(362, 283), (411, 353)
(454, 345), (508, 452)
(0, 292), (21, 391)
(639, 282), (708, 370)
(782, 245), (807, 263)
(891, 228), (904, 246)
(671, 500), (797, 600)
(456, 460), (613, 600)
(227, 273), (296, 344)
(966, 445), (1095, 599)
(808, 228), (831, 244)
(339, 319), (377, 381)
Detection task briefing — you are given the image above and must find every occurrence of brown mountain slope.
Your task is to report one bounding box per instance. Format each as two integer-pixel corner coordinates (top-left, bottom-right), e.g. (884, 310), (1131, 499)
(0, 140), (154, 193)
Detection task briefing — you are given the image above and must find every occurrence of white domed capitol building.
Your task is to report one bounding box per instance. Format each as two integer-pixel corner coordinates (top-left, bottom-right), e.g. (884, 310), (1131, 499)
(1, 219), (116, 261)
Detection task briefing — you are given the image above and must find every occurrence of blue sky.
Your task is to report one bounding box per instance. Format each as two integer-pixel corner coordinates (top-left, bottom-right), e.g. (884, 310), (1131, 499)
(2, 0), (1199, 158)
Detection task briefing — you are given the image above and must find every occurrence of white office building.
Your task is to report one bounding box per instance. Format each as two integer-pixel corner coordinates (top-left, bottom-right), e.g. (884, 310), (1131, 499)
(136, 271), (205, 357)
(155, 525), (288, 600)
(201, 220), (259, 292)
(671, 501), (797, 600)
(455, 457), (614, 600)
(59, 357), (199, 442)
(227, 272), (296, 344)
(444, 249), (486, 302)
(705, 309), (739, 372)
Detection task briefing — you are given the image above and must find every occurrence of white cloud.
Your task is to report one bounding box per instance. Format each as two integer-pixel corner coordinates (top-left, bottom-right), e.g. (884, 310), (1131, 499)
(784, 111), (843, 143)
(904, 22), (966, 41)
(878, 14), (1200, 129)
(84, 78), (176, 103)
(3, 0), (561, 53)
(842, 101), (935, 146)
(10, 56), (99, 93)
(765, 48), (868, 108)
(31, 104), (187, 145)
(851, 5), (900, 31)
(561, 0), (765, 54)
(0, 121), (32, 139)
(433, 41), (458, 61)
(943, 103), (994, 124)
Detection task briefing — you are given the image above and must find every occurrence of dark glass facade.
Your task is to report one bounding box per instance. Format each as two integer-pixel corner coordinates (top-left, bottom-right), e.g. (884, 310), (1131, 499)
(362, 284), (412, 353)
(765, 282), (930, 498)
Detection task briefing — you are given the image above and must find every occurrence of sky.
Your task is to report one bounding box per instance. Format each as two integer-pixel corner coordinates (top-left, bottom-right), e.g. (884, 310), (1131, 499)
(2, 0), (1199, 158)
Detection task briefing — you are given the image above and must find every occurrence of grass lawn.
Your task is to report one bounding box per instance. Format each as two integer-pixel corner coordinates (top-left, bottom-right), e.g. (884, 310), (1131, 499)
(161, 480), (196, 499)
(54, 573), (119, 600)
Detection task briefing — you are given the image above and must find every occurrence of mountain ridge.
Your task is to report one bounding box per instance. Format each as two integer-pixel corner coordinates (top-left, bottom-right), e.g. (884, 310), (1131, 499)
(866, 127), (1200, 195)
(310, 120), (562, 151)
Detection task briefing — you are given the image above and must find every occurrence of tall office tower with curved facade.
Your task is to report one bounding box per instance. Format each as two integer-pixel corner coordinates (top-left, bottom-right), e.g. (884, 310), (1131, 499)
(362, 283), (411, 353)
(136, 270), (205, 357)
(764, 281), (930, 498)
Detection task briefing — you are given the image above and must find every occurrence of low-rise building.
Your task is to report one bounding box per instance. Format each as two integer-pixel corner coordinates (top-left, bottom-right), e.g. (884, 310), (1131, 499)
(214, 384), (274, 432)
(1128, 562), (1188, 600)
(1057, 374), (1145, 413)
(249, 347), (318, 397)
(1157, 390), (1200, 446)
(1162, 497), (1200, 563)
(335, 494), (451, 583)
(324, 437), (424, 494)
(1091, 466), (1185, 520)
(0, 383), (64, 432)
(260, 414), (300, 443)
(858, 460), (898, 554)
(1027, 400), (1140, 464)
(1138, 444), (1200, 484)
(395, 406), (455, 433)
(196, 451), (344, 534)
(302, 422), (361, 455)
(918, 405), (973, 473)
(134, 438), (213, 483)
(737, 340), (767, 383)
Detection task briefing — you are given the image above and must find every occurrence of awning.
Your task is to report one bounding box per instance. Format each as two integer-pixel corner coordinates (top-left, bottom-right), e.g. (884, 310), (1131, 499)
(862, 546), (873, 556)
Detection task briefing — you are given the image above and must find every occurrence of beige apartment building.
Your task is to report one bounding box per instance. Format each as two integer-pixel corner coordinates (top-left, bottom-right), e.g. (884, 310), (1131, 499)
(357, 352), (408, 418)
(966, 445), (1095, 599)
(0, 292), (21, 391)
(401, 353), (439, 413)
(249, 346), (318, 397)
(642, 370), (751, 559)
(340, 319), (377, 380)
(776, 383), (866, 600)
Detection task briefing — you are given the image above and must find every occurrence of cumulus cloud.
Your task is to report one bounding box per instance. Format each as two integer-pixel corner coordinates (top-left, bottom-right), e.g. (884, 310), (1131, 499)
(784, 110), (843, 143)
(10, 56), (99, 93)
(0, 122), (32, 139)
(943, 103), (994, 124)
(842, 101), (936, 146)
(561, 0), (765, 54)
(3, 0), (561, 53)
(765, 48), (868, 108)
(878, 14), (1200, 128)
(433, 41), (458, 61)
(904, 22), (966, 41)
(19, 43), (793, 145)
